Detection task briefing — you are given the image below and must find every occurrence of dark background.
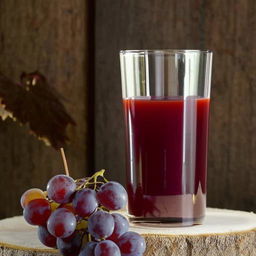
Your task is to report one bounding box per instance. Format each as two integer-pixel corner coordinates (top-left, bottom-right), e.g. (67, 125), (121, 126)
(0, 0), (255, 219)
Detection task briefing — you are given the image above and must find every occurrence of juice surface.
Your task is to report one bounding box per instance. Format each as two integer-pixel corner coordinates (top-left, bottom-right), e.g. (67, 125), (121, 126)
(123, 97), (210, 218)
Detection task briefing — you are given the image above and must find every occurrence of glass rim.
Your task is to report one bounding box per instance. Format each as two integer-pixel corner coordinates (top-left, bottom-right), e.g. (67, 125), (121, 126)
(120, 49), (212, 55)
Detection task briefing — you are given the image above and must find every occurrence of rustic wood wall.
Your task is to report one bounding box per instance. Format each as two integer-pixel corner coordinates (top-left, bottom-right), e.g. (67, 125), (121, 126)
(95, 0), (256, 211)
(0, 0), (89, 218)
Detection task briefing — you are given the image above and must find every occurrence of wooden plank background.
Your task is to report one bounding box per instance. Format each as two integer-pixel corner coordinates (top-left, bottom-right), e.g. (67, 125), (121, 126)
(95, 0), (256, 211)
(0, 0), (89, 218)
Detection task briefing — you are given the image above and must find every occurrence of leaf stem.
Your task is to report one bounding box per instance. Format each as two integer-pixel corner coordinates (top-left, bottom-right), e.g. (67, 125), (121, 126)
(60, 148), (69, 176)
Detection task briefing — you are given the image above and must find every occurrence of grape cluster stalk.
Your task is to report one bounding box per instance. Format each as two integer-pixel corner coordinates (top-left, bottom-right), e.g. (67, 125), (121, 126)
(21, 169), (146, 256)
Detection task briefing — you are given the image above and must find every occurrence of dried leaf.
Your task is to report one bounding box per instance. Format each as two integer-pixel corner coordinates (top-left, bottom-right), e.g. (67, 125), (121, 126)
(0, 71), (76, 149)
(0, 101), (12, 120)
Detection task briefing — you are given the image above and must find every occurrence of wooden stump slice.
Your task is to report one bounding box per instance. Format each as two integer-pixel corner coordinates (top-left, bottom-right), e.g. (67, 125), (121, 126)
(0, 215), (58, 256)
(0, 208), (255, 256)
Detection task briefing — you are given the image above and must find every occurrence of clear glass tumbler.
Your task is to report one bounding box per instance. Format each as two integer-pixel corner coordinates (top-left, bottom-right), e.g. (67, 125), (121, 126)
(120, 50), (212, 226)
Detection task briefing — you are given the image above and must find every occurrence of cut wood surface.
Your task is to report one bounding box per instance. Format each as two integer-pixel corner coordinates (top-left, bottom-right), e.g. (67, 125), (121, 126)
(0, 208), (255, 256)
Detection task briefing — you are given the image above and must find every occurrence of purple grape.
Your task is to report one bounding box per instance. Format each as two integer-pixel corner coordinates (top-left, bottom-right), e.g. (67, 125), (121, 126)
(23, 199), (51, 226)
(37, 226), (57, 248)
(79, 241), (97, 256)
(108, 213), (129, 242)
(94, 240), (121, 256)
(47, 175), (76, 204)
(97, 182), (127, 210)
(88, 211), (114, 239)
(117, 232), (146, 255)
(58, 203), (76, 214)
(73, 188), (98, 217)
(47, 208), (76, 238)
(57, 231), (82, 256)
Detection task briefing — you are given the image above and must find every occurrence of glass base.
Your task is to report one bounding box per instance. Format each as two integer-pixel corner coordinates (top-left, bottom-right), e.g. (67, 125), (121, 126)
(129, 216), (204, 227)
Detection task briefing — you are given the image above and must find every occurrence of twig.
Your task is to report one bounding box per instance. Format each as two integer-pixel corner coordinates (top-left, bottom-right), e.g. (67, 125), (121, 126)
(60, 148), (69, 176)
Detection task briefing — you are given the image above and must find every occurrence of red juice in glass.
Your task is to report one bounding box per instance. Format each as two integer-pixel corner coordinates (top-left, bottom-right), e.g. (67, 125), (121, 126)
(123, 97), (210, 224)
(120, 49), (212, 225)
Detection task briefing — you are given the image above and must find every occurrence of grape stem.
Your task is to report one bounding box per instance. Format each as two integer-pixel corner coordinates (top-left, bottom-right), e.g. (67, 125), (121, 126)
(76, 169), (109, 191)
(87, 169), (108, 183)
(60, 148), (70, 176)
(86, 169), (108, 190)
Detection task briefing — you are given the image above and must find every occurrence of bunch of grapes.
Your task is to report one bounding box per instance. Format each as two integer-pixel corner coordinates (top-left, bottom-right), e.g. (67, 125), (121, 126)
(21, 170), (146, 256)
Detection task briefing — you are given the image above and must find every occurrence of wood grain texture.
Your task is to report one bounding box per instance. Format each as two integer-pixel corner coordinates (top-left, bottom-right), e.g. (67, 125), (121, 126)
(0, 209), (255, 256)
(0, 0), (89, 218)
(95, 0), (256, 211)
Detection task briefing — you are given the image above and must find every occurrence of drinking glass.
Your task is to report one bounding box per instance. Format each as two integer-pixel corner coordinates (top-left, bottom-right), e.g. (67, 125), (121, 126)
(120, 50), (212, 226)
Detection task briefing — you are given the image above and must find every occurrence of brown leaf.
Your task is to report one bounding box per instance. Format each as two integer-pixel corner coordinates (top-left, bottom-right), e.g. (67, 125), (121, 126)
(0, 71), (76, 149)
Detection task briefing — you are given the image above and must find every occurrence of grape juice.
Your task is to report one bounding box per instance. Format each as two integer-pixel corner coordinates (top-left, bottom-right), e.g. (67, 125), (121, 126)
(123, 97), (210, 225)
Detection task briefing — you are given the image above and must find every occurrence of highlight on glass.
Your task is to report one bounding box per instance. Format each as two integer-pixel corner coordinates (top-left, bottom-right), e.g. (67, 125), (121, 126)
(120, 50), (212, 226)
